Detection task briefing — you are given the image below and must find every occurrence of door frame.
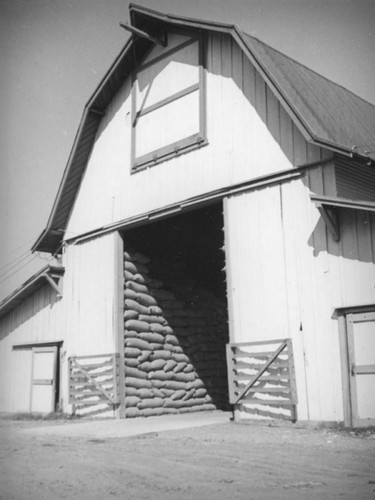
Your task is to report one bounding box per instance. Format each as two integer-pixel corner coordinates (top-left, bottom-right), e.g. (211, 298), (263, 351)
(346, 311), (375, 427)
(30, 346), (59, 413)
(336, 304), (375, 427)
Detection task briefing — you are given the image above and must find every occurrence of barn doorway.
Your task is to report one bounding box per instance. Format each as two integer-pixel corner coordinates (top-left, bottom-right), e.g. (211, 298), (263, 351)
(122, 202), (230, 418)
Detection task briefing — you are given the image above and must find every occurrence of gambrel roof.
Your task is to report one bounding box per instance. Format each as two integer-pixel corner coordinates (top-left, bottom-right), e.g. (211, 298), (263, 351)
(33, 3), (375, 254)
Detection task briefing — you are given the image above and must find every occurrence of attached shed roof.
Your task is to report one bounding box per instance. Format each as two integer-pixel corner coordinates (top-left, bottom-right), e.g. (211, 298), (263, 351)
(0, 265), (64, 320)
(32, 3), (375, 255)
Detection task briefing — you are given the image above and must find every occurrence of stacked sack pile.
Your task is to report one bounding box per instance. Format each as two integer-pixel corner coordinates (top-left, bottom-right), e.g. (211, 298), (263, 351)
(123, 248), (229, 418)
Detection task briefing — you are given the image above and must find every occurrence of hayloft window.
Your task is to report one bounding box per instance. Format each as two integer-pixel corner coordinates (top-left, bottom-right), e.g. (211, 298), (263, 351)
(131, 32), (206, 171)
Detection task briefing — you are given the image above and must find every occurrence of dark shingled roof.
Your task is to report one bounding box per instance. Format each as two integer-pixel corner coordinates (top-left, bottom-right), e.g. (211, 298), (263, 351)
(32, 3), (375, 255)
(243, 33), (375, 157)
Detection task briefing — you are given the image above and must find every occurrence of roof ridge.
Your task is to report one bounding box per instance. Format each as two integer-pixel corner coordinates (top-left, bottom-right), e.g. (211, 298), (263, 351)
(129, 2), (239, 32)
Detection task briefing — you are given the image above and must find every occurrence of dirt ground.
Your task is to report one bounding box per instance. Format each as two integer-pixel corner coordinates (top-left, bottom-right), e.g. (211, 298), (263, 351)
(1, 415), (375, 500)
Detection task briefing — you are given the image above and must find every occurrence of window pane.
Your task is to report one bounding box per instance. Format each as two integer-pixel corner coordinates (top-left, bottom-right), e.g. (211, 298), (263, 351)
(136, 40), (199, 110)
(353, 320), (375, 365)
(135, 90), (199, 159)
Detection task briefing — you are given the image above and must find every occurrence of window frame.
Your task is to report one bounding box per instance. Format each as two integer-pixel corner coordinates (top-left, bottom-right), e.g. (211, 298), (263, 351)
(131, 31), (207, 172)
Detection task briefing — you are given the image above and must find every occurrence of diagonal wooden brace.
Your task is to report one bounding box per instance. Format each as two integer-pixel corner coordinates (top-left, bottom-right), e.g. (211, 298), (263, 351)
(71, 357), (117, 405)
(233, 341), (288, 405)
(317, 204), (340, 241)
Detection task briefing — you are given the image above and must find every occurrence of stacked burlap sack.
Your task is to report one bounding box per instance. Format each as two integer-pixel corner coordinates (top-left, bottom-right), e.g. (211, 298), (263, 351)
(123, 249), (229, 417)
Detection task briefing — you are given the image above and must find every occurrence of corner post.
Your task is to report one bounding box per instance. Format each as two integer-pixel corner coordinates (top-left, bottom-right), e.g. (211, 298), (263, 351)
(113, 231), (125, 418)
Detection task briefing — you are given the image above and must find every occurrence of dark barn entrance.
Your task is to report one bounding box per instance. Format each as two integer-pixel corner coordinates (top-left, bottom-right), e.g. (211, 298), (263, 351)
(121, 202), (230, 417)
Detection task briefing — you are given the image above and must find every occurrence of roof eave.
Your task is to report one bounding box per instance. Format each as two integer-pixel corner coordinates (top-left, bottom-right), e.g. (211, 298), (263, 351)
(309, 137), (375, 164)
(0, 265), (65, 320)
(32, 37), (135, 255)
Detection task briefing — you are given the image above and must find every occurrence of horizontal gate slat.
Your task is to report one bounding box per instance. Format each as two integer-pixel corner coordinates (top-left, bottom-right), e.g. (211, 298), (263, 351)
(241, 387), (291, 394)
(73, 400), (108, 406)
(226, 339), (298, 422)
(234, 375), (290, 383)
(240, 398), (293, 406)
(69, 354), (120, 411)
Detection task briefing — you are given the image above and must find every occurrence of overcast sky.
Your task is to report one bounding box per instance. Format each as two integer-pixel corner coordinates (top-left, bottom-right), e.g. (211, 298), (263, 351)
(1, 0), (375, 301)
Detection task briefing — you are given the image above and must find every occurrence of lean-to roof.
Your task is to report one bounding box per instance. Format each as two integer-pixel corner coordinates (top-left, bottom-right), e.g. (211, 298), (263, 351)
(0, 265), (64, 320)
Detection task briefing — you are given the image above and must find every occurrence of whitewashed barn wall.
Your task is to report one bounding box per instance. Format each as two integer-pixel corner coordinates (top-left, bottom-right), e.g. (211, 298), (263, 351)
(62, 231), (121, 357)
(60, 231), (123, 416)
(0, 285), (64, 412)
(0, 232), (122, 414)
(66, 32), (323, 238)
(225, 169), (375, 422)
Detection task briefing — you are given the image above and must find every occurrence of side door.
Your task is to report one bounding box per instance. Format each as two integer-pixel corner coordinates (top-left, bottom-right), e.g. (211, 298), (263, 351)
(346, 312), (375, 427)
(30, 346), (58, 413)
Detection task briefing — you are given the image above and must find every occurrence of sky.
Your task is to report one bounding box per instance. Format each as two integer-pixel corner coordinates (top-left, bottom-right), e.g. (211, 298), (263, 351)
(1, 0), (375, 301)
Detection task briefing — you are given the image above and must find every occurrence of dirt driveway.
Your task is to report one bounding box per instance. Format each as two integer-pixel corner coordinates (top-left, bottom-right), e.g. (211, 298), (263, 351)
(1, 413), (375, 500)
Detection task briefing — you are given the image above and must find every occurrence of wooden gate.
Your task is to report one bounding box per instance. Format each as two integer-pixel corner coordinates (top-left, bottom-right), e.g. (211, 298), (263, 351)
(346, 312), (375, 427)
(69, 353), (120, 415)
(226, 339), (297, 421)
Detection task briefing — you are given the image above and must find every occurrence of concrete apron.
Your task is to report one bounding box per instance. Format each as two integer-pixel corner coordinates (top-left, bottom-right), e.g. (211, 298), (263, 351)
(21, 411), (232, 439)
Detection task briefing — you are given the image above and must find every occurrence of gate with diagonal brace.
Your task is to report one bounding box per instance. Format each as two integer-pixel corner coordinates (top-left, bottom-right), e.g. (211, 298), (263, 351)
(226, 339), (298, 421)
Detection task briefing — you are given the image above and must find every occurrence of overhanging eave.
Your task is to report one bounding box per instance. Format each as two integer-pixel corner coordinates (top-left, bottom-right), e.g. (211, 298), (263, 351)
(0, 265), (65, 320)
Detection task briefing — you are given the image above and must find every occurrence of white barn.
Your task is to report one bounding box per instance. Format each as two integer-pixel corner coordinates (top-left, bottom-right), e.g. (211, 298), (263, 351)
(1, 4), (375, 427)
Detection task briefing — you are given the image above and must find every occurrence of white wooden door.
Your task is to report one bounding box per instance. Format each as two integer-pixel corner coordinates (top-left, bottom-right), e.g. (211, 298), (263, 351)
(347, 312), (375, 427)
(30, 347), (58, 413)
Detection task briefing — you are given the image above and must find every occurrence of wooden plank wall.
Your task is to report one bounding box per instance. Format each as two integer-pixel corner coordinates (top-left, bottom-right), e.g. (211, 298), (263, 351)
(225, 171), (375, 423)
(0, 231), (122, 414)
(66, 31), (319, 238)
(0, 285), (64, 412)
(63, 232), (120, 356)
(62, 231), (122, 415)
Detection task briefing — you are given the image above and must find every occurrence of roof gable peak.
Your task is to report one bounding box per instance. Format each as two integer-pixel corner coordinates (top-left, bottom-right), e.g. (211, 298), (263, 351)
(32, 3), (375, 255)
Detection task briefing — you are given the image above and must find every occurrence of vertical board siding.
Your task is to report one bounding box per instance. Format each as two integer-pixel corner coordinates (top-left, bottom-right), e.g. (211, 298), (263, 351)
(279, 105), (294, 164)
(338, 209), (375, 304)
(66, 31), (316, 238)
(225, 176), (375, 422)
(266, 86), (281, 145)
(0, 233), (123, 412)
(308, 162), (336, 198)
(254, 70), (267, 124)
(292, 123), (308, 166)
(294, 174), (342, 421)
(63, 232), (119, 357)
(277, 181), (311, 419)
(225, 186), (289, 343)
(307, 142), (322, 164)
(0, 285), (64, 412)
(60, 232), (121, 416)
